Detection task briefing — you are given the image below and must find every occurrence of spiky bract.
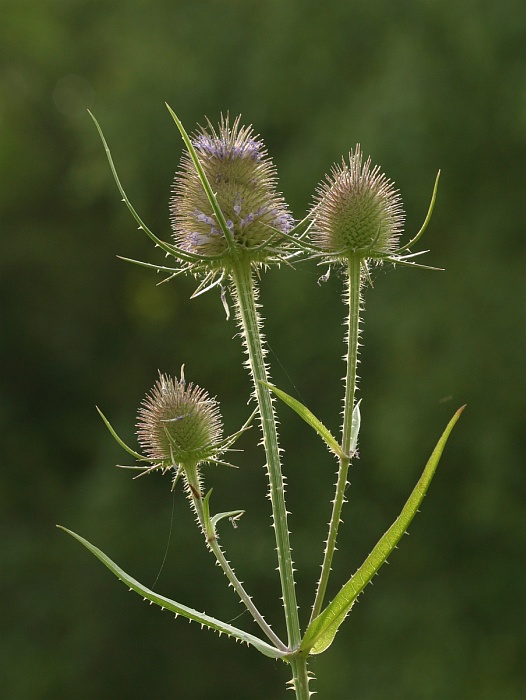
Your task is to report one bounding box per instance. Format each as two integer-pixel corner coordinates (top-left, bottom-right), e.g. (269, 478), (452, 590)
(137, 372), (223, 467)
(310, 145), (405, 261)
(170, 115), (294, 264)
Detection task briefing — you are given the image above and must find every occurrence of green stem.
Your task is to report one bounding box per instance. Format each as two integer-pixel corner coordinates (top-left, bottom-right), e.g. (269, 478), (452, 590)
(310, 255), (362, 622)
(289, 654), (312, 700)
(184, 462), (287, 652)
(230, 259), (301, 650)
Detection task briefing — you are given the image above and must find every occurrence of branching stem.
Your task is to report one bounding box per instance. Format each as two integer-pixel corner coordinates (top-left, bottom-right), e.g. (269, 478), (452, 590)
(184, 461), (287, 652)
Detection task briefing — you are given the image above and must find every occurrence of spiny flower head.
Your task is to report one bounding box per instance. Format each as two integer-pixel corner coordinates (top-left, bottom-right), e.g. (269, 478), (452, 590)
(170, 115), (294, 262)
(137, 371), (223, 467)
(310, 145), (405, 261)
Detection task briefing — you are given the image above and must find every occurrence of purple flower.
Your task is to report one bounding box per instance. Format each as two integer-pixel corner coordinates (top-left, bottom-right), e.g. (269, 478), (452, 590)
(170, 115), (294, 260)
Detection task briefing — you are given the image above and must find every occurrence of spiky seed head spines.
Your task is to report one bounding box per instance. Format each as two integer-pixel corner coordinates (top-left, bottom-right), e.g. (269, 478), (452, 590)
(136, 372), (223, 467)
(310, 145), (405, 260)
(170, 115), (294, 260)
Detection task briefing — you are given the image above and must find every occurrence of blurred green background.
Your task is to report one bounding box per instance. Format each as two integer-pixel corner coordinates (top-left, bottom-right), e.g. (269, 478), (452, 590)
(1, 0), (525, 698)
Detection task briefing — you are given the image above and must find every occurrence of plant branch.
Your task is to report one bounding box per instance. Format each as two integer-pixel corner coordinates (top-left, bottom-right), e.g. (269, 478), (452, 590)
(183, 462), (287, 652)
(310, 255), (362, 622)
(231, 259), (302, 650)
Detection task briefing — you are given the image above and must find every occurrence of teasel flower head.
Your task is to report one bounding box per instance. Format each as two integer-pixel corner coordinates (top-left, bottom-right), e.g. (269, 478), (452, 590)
(137, 371), (224, 469)
(306, 145), (441, 276)
(170, 114), (294, 268)
(96, 368), (255, 487)
(309, 145), (405, 263)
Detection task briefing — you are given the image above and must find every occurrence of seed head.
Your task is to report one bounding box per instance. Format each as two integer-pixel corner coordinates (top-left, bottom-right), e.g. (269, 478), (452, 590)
(170, 115), (294, 260)
(310, 145), (405, 260)
(137, 372), (223, 467)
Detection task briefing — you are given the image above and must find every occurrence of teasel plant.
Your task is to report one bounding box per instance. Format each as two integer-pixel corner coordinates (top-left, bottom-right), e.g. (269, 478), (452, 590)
(300, 146), (445, 626)
(58, 108), (464, 699)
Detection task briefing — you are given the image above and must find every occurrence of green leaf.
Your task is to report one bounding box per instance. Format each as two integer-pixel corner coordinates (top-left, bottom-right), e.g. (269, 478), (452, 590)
(349, 400), (361, 455)
(58, 526), (286, 659)
(301, 406), (465, 655)
(210, 509), (245, 531)
(260, 382), (348, 459)
(203, 489), (244, 533)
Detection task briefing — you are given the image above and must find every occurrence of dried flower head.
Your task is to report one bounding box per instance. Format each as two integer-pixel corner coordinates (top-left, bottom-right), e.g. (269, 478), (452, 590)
(310, 145), (405, 261)
(137, 372), (223, 467)
(170, 115), (294, 261)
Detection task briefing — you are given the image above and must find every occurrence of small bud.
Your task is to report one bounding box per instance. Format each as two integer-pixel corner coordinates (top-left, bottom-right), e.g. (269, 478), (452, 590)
(136, 372), (223, 467)
(170, 115), (293, 260)
(310, 145), (405, 260)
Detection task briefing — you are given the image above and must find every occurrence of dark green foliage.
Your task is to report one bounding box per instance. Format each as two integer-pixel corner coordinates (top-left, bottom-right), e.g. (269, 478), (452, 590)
(1, 1), (524, 698)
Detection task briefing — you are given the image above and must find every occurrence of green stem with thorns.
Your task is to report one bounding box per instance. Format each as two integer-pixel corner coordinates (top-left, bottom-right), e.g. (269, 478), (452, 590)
(183, 461), (287, 652)
(289, 654), (312, 700)
(311, 255), (362, 623)
(230, 259), (302, 652)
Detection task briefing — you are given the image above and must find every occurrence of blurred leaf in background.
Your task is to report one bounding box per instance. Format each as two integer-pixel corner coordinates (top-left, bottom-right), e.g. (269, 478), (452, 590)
(1, 0), (525, 698)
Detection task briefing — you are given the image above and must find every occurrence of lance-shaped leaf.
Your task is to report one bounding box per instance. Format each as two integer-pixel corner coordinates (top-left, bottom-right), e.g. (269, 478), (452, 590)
(260, 381), (349, 459)
(301, 406), (465, 655)
(58, 526), (286, 659)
